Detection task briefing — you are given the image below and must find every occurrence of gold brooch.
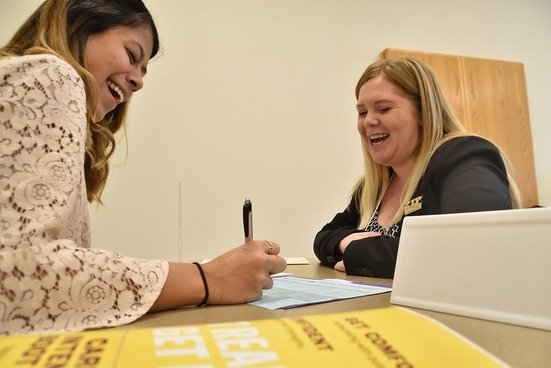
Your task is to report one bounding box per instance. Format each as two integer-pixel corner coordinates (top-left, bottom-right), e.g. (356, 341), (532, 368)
(404, 195), (423, 215)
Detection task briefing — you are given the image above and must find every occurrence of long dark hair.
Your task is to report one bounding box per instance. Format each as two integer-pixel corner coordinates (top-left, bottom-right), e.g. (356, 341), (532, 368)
(68, 0), (159, 62)
(1, 0), (160, 202)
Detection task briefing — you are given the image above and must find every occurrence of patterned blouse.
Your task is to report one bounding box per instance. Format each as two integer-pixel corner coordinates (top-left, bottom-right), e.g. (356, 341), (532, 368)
(364, 210), (401, 238)
(0, 54), (168, 335)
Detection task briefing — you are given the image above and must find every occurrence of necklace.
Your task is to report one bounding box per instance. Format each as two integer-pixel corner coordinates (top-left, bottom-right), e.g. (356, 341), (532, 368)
(364, 172), (396, 232)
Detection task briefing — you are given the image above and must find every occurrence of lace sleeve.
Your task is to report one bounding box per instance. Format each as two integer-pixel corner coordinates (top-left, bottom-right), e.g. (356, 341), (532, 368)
(0, 54), (168, 335)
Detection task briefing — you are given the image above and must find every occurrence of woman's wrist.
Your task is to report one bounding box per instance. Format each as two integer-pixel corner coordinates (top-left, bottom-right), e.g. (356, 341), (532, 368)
(192, 262), (209, 307)
(150, 262), (209, 312)
(339, 233), (355, 253)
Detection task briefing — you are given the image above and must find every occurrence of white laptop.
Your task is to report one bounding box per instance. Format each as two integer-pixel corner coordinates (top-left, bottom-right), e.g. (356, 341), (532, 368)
(390, 207), (551, 331)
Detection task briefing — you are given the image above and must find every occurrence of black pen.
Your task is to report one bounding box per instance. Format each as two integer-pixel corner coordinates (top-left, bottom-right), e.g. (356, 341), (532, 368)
(243, 198), (253, 242)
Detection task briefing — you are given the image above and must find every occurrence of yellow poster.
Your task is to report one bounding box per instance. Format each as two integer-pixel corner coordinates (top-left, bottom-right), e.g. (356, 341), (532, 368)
(0, 307), (506, 367)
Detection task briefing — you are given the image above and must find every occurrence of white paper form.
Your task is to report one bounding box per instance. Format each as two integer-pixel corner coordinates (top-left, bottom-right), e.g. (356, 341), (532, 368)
(250, 276), (391, 310)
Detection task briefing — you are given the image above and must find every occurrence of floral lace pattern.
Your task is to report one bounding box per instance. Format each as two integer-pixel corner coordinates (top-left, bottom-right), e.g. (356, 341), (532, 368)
(0, 54), (168, 335)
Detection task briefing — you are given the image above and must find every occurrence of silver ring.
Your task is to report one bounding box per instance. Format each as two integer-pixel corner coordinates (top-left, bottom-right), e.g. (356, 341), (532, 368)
(266, 240), (274, 255)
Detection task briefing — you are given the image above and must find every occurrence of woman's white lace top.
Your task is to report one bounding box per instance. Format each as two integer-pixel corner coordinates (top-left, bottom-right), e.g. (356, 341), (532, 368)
(0, 54), (168, 335)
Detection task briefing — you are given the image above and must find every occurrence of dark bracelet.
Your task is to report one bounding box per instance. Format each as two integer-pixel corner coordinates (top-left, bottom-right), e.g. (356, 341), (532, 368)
(192, 262), (209, 307)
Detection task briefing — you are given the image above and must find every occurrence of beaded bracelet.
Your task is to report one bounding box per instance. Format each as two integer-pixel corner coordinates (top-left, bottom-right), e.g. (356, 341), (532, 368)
(192, 262), (209, 307)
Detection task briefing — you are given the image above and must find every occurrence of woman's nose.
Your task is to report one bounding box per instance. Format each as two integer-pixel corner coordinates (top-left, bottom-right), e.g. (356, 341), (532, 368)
(128, 70), (144, 92)
(363, 114), (379, 127)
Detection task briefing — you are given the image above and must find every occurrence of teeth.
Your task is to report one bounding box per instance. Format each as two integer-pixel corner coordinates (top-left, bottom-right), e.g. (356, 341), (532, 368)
(107, 80), (124, 103)
(369, 133), (389, 140)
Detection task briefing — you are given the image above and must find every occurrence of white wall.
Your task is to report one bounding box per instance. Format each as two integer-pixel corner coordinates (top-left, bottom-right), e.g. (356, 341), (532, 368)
(2, 0), (550, 262)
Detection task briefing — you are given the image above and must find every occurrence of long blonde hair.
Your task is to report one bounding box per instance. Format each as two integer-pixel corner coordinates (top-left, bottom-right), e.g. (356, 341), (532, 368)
(353, 57), (522, 228)
(0, 0), (159, 202)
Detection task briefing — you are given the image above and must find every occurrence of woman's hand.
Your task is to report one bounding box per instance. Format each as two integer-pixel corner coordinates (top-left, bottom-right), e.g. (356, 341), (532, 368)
(334, 260), (346, 272)
(150, 240), (286, 312)
(202, 240), (287, 305)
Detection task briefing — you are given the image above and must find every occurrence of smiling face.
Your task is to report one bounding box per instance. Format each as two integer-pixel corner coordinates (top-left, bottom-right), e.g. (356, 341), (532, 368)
(356, 75), (421, 175)
(83, 25), (154, 122)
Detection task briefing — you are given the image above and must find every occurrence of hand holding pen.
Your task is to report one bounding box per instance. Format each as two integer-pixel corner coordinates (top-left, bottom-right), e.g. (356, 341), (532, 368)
(188, 199), (286, 304)
(152, 198), (287, 309)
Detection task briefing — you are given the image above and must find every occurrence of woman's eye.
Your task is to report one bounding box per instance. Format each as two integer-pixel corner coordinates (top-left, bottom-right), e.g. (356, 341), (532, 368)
(127, 49), (136, 63)
(358, 111), (367, 117)
(379, 106), (391, 113)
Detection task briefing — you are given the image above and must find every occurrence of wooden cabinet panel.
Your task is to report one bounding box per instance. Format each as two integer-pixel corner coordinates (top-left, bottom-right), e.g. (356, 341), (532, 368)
(380, 49), (467, 125)
(461, 57), (537, 206)
(380, 48), (538, 207)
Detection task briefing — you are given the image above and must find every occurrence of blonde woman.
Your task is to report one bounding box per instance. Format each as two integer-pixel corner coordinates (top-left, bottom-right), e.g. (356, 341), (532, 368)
(314, 57), (520, 278)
